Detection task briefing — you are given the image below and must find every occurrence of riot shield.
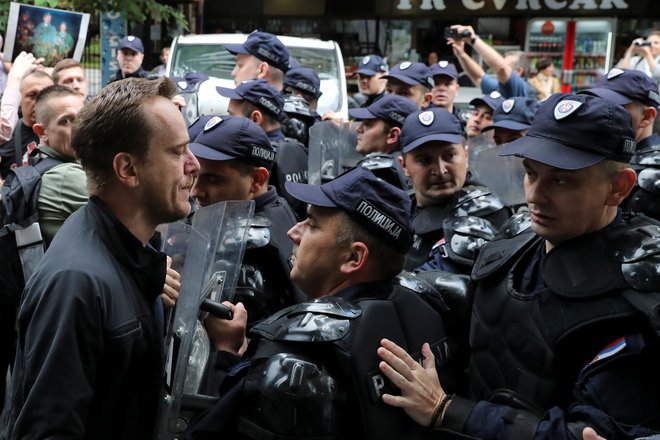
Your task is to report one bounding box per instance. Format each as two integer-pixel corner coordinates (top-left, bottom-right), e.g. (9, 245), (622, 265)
(154, 200), (254, 440)
(308, 120), (362, 184)
(468, 133), (526, 209)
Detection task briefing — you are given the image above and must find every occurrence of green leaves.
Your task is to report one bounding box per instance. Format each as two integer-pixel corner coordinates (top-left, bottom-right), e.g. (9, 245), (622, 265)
(0, 0), (188, 35)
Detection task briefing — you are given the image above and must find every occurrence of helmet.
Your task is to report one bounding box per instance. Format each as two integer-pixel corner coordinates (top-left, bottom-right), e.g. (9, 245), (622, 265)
(282, 94), (316, 147)
(238, 352), (339, 439)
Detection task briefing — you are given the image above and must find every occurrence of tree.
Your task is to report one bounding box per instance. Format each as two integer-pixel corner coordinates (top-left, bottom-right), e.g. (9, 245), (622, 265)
(0, 0), (188, 36)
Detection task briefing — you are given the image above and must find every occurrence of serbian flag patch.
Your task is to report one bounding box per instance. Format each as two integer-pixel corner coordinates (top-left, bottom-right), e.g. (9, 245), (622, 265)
(585, 337), (627, 367)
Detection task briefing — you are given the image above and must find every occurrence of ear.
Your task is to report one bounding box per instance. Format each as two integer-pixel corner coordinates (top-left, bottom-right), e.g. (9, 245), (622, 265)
(112, 152), (140, 188)
(250, 167), (269, 194)
(33, 123), (46, 141)
(422, 92), (433, 108)
(606, 167), (637, 206)
(339, 241), (369, 275)
(386, 126), (401, 146)
(250, 109), (263, 126)
(639, 106), (657, 130)
(257, 62), (269, 79)
(399, 153), (411, 177)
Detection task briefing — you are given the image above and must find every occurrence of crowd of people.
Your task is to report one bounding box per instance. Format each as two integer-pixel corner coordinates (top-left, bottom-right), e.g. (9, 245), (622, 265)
(0, 24), (659, 440)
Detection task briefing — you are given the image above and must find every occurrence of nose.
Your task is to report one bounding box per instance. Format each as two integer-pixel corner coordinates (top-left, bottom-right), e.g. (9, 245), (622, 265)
(287, 221), (305, 244)
(525, 176), (545, 206)
(185, 149), (200, 174)
(356, 122), (364, 134)
(433, 157), (448, 175)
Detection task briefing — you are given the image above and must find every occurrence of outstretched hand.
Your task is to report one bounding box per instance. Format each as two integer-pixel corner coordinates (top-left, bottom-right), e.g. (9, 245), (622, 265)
(377, 338), (448, 427)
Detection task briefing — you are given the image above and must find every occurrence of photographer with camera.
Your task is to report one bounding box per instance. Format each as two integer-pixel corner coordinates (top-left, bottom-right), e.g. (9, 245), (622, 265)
(616, 31), (660, 90)
(447, 24), (536, 99)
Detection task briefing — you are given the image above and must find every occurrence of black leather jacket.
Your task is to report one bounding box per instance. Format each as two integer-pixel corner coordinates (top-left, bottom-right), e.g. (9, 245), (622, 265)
(4, 196), (167, 440)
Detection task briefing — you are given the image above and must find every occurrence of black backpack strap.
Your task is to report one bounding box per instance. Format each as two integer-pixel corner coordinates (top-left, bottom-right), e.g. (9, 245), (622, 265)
(32, 155), (63, 175)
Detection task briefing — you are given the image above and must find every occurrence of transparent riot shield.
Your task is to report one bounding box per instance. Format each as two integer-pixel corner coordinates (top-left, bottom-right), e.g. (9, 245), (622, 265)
(468, 133), (526, 209)
(154, 200), (254, 440)
(308, 120), (362, 184)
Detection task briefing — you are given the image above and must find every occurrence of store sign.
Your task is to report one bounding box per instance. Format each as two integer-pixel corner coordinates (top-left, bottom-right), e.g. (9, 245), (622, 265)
(395, 0), (632, 12)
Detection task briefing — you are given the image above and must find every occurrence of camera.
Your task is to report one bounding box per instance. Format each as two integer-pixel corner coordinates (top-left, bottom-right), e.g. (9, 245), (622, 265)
(635, 41), (653, 47)
(445, 28), (472, 40)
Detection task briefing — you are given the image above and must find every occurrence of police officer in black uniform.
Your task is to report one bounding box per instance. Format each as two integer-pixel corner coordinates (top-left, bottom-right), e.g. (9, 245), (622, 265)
(108, 36), (151, 83)
(348, 94), (417, 191)
(183, 166), (469, 440)
(217, 79), (309, 220)
(188, 114), (305, 327)
(427, 60), (465, 130)
(382, 61), (434, 110)
(281, 66), (322, 148)
(481, 96), (539, 146)
(377, 93), (660, 439)
(580, 67), (660, 221)
(354, 54), (389, 108)
(399, 107), (510, 273)
(283, 66), (322, 115)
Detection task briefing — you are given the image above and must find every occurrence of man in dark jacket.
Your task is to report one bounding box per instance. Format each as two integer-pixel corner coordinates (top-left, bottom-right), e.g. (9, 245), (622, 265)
(2, 77), (200, 439)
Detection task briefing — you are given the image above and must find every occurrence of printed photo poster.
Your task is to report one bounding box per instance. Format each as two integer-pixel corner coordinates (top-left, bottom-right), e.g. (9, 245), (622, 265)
(3, 2), (90, 67)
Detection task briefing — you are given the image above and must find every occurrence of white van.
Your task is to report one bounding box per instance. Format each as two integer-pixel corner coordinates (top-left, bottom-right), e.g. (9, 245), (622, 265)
(167, 33), (348, 121)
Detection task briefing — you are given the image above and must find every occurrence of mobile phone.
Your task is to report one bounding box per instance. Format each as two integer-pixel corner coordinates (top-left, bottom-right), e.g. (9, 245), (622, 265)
(444, 28), (460, 39)
(445, 28), (471, 40)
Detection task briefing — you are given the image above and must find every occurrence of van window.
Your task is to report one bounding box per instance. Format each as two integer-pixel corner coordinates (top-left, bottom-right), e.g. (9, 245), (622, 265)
(171, 43), (344, 115)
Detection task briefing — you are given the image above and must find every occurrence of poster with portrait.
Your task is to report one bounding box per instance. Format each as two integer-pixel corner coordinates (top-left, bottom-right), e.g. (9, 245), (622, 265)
(3, 2), (90, 67)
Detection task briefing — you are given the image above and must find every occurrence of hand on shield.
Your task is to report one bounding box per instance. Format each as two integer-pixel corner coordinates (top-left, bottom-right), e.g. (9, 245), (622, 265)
(204, 301), (248, 356)
(161, 256), (181, 309)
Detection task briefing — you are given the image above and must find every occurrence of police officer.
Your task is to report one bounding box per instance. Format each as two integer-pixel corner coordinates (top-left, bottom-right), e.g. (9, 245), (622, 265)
(225, 31), (290, 91)
(189, 115), (305, 328)
(217, 78), (308, 220)
(427, 61), (461, 118)
(399, 107), (510, 273)
(580, 68), (660, 221)
(481, 96), (539, 145)
(465, 91), (504, 139)
(184, 166), (467, 440)
(109, 35), (150, 82)
(283, 66), (322, 114)
(323, 54), (389, 123)
(382, 61), (434, 109)
(281, 66), (322, 148)
(350, 94), (418, 156)
(468, 96), (538, 213)
(354, 54), (389, 107)
(348, 94), (417, 190)
(377, 93), (660, 439)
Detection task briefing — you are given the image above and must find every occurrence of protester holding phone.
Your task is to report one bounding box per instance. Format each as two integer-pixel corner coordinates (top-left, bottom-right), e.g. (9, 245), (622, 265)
(616, 30), (660, 89)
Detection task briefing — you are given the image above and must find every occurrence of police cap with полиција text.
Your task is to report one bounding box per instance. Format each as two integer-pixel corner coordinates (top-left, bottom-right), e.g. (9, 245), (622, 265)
(189, 115), (276, 168)
(285, 166), (413, 252)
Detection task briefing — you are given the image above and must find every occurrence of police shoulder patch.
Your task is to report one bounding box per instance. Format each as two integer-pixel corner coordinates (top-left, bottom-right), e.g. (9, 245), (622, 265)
(399, 61), (412, 70)
(204, 116), (223, 131)
(418, 110), (434, 126)
(554, 100), (583, 120)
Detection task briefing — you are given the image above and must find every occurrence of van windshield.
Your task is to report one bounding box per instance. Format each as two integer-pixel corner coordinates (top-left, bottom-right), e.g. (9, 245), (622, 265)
(171, 43), (342, 114)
